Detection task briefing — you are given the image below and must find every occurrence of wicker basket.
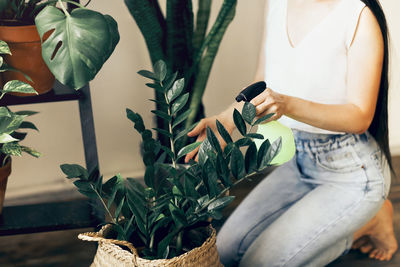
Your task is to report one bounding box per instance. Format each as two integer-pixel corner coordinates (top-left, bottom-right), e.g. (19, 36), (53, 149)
(78, 225), (223, 267)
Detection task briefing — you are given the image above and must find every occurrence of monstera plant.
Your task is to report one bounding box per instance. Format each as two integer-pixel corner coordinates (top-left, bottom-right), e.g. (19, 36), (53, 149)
(0, 0), (119, 90)
(61, 61), (281, 264)
(125, 0), (237, 148)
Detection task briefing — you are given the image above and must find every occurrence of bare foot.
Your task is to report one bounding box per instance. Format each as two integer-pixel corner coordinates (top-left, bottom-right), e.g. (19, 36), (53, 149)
(352, 199), (398, 261)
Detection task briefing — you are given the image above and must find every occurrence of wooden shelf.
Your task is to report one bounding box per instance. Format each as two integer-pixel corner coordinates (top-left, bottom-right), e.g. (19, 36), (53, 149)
(0, 199), (102, 236)
(0, 81), (83, 107)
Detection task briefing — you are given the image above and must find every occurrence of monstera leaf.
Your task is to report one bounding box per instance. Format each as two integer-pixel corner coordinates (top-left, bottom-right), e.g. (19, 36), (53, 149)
(35, 6), (120, 89)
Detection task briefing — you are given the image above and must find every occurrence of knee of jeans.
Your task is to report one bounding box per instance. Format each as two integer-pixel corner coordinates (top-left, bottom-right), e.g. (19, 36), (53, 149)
(217, 228), (241, 267)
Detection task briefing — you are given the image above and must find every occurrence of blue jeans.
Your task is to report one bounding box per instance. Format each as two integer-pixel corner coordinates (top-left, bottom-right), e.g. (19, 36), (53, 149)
(217, 130), (390, 267)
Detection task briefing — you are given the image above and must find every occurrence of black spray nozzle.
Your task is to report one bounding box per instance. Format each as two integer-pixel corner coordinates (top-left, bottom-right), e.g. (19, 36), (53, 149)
(235, 81), (267, 102)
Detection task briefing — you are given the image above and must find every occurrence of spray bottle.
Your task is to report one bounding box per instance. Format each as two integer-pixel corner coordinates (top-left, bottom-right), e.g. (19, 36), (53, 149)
(236, 82), (296, 165)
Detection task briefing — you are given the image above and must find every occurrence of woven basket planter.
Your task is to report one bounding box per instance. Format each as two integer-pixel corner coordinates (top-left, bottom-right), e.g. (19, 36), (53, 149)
(78, 224), (223, 267)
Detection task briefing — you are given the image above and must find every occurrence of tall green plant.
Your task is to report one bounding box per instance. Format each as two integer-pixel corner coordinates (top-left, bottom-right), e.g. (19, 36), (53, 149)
(124, 0), (237, 148)
(61, 61), (281, 260)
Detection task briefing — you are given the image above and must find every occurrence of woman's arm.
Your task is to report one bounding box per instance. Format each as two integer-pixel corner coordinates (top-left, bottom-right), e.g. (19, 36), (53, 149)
(251, 7), (384, 134)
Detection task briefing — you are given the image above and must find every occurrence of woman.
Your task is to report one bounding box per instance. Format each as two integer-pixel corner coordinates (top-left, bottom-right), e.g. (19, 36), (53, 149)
(185, 0), (397, 266)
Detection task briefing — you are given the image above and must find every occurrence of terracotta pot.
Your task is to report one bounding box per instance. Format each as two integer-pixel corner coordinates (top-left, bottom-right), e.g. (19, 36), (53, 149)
(0, 24), (55, 96)
(0, 158), (11, 215)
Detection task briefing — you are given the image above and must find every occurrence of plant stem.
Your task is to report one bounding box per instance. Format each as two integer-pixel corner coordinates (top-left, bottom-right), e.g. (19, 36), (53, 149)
(58, 0), (71, 16)
(162, 82), (177, 169)
(189, 171), (259, 219)
(91, 184), (117, 225)
(176, 231), (183, 253)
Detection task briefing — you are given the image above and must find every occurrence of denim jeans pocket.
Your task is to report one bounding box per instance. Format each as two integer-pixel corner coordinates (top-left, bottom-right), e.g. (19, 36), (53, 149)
(315, 146), (363, 173)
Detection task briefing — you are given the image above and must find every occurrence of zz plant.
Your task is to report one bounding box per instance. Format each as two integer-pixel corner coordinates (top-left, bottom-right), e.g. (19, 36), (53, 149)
(61, 61), (282, 260)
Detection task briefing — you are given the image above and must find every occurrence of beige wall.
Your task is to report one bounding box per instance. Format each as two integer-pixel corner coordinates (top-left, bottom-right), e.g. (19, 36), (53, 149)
(4, 0), (400, 200)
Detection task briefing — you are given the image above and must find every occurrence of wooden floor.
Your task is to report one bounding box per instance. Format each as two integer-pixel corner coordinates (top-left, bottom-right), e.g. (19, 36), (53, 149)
(1, 157), (400, 266)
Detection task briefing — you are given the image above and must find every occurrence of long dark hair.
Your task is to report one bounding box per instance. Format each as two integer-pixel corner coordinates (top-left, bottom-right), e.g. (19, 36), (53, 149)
(359, 0), (393, 173)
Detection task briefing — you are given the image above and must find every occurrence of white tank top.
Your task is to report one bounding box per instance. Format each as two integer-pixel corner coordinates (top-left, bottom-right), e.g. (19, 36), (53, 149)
(264, 0), (366, 134)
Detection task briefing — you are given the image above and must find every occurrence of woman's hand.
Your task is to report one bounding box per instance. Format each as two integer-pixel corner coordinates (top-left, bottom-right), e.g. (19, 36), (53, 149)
(184, 114), (235, 163)
(250, 87), (287, 122)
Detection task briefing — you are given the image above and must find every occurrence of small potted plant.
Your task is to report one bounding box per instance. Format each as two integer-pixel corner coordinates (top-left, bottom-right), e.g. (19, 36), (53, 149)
(60, 61), (282, 266)
(0, 40), (40, 214)
(0, 0), (119, 93)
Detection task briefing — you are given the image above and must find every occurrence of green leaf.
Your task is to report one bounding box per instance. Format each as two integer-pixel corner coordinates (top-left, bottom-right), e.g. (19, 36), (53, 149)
(197, 138), (213, 166)
(245, 142), (257, 174)
(153, 60), (167, 82)
(233, 109), (246, 136)
(216, 119), (233, 144)
(60, 164), (89, 180)
(235, 137), (253, 147)
(157, 228), (181, 259)
(103, 173), (125, 209)
(152, 127), (173, 138)
(171, 93), (189, 115)
(184, 174), (200, 199)
(246, 133), (264, 140)
(169, 203), (187, 227)
(0, 107), (11, 117)
(14, 111), (39, 116)
(208, 196), (235, 211)
(209, 210), (223, 220)
(151, 110), (172, 122)
(172, 109), (191, 129)
(216, 155), (230, 186)
(2, 80), (37, 95)
(144, 166), (155, 188)
(0, 113), (26, 135)
(160, 145), (174, 159)
(138, 70), (158, 80)
(174, 122), (199, 142)
(149, 99), (168, 109)
(202, 159), (219, 198)
(126, 190), (147, 233)
(0, 133), (19, 143)
(197, 195), (210, 209)
(177, 141), (201, 159)
(146, 83), (163, 93)
(73, 180), (97, 198)
(206, 127), (222, 154)
(126, 109), (145, 133)
(253, 113), (274, 125)
(257, 139), (271, 169)
(1, 142), (22, 156)
(167, 78), (185, 103)
(230, 146), (245, 179)
(19, 121), (38, 131)
(242, 102), (256, 124)
(143, 151), (155, 166)
(267, 137), (283, 166)
(21, 146), (41, 158)
(35, 6), (119, 89)
(114, 196), (125, 219)
(163, 72), (178, 92)
(0, 40), (11, 55)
